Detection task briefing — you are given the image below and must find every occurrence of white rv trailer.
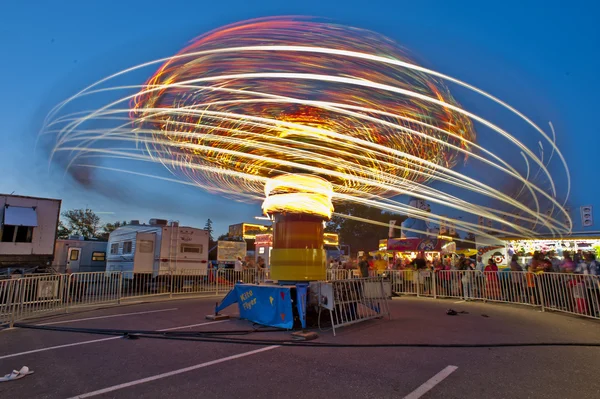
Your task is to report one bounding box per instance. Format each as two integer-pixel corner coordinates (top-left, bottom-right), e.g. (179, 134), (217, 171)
(1, 194), (61, 272)
(52, 236), (108, 273)
(106, 219), (209, 277)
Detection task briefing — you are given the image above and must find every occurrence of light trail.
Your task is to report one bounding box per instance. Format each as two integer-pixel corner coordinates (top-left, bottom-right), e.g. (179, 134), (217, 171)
(42, 17), (572, 238)
(53, 105), (562, 234)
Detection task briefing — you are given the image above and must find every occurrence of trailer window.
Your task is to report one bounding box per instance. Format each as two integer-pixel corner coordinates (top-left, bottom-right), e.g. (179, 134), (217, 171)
(1, 225), (16, 242)
(15, 226), (33, 243)
(91, 252), (106, 261)
(0, 225), (32, 243)
(70, 249), (80, 261)
(123, 241), (133, 254)
(181, 245), (202, 253)
(110, 243), (119, 254)
(139, 240), (153, 253)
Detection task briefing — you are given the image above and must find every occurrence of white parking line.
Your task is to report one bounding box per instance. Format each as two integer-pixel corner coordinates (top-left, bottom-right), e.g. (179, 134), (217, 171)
(453, 300), (465, 304)
(67, 345), (280, 399)
(0, 320), (229, 360)
(403, 365), (458, 399)
(36, 308), (179, 326)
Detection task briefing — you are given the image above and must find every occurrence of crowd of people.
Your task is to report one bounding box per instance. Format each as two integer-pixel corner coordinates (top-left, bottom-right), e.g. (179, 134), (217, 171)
(332, 250), (600, 316)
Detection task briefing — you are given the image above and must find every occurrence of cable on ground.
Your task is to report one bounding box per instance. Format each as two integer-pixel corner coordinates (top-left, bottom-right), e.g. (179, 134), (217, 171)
(13, 323), (600, 349)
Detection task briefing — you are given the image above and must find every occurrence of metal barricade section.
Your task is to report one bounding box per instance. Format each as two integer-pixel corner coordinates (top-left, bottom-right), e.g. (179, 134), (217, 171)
(67, 272), (121, 308)
(315, 277), (391, 336)
(537, 273), (600, 319)
(10, 274), (68, 322)
(327, 269), (353, 281)
(120, 272), (170, 300)
(0, 279), (18, 326)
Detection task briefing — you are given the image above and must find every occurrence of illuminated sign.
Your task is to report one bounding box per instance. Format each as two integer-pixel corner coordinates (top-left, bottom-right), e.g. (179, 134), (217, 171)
(217, 241), (247, 262)
(228, 223), (271, 239)
(387, 238), (446, 252)
(324, 233), (339, 246)
(255, 234), (273, 246)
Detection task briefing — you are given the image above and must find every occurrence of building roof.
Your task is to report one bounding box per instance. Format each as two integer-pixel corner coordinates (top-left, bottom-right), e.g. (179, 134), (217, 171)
(0, 193), (62, 202)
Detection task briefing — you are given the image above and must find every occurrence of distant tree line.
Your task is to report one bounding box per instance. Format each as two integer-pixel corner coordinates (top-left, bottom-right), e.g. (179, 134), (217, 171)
(57, 208), (126, 241)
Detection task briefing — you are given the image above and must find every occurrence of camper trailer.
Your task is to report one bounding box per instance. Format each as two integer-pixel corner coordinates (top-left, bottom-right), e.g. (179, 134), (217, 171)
(106, 219), (209, 277)
(1, 194), (61, 273)
(52, 236), (107, 273)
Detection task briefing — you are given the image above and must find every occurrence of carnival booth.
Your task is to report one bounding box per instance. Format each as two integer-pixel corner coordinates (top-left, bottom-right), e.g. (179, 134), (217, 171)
(375, 197), (456, 267)
(504, 236), (600, 266)
(386, 237), (456, 265)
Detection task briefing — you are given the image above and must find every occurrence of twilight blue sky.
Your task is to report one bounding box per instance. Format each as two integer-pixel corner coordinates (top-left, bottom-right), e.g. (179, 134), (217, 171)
(0, 0), (598, 236)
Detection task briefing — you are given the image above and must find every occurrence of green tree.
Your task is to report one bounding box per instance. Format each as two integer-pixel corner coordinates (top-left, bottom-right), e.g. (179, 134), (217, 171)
(98, 220), (127, 241)
(204, 219), (217, 260)
(62, 208), (101, 238)
(57, 220), (71, 239)
(204, 219), (214, 242)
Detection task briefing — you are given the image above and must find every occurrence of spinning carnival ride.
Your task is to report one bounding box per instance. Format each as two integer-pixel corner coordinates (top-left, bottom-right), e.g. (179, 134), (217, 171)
(44, 17), (572, 329)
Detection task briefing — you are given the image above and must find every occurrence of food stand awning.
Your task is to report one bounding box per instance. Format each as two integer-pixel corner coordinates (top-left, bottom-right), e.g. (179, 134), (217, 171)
(457, 249), (478, 257)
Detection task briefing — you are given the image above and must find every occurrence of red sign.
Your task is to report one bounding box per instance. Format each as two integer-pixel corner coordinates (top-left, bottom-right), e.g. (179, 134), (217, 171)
(255, 234), (273, 246)
(387, 238), (444, 252)
(477, 245), (503, 256)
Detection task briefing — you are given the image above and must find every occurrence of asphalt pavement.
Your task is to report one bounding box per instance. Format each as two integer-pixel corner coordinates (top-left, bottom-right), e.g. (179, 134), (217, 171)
(0, 296), (598, 399)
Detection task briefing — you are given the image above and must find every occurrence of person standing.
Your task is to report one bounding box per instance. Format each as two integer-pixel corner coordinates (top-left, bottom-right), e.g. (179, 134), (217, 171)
(460, 261), (474, 300)
(484, 259), (500, 300)
(509, 254), (524, 302)
(358, 255), (370, 278)
(560, 254), (575, 273)
(234, 256), (243, 282)
(475, 256), (485, 272)
(549, 251), (561, 272)
(586, 254), (599, 276)
(374, 256), (387, 273)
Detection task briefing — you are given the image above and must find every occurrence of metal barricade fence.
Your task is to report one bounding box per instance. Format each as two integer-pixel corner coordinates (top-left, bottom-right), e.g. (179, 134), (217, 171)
(170, 268), (214, 296)
(435, 270), (481, 300)
(2, 268), (599, 327)
(327, 269), (353, 281)
(366, 268), (600, 320)
(536, 273), (600, 319)
(120, 272), (170, 300)
(9, 274), (68, 321)
(324, 277), (391, 336)
(67, 272), (121, 308)
(0, 279), (18, 326)
(373, 269), (430, 297)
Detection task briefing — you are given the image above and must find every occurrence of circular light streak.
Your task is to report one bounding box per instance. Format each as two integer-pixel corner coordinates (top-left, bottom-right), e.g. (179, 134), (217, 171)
(43, 16), (572, 239)
(131, 17), (476, 198)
